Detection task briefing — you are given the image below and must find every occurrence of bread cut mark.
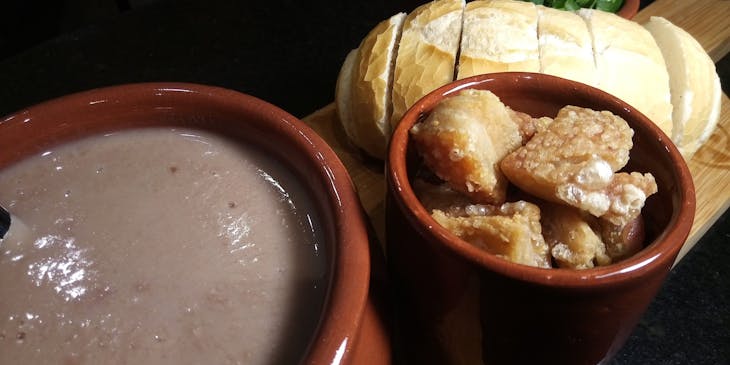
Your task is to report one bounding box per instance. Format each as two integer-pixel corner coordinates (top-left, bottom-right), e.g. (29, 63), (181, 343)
(348, 12), (406, 159)
(452, 1), (466, 82)
(535, 5), (545, 74)
(385, 13), (407, 138)
(577, 9), (602, 82)
(578, 9), (673, 140)
(390, 0), (466, 132)
(644, 16), (722, 158)
(456, 0), (539, 80)
(536, 5), (597, 87)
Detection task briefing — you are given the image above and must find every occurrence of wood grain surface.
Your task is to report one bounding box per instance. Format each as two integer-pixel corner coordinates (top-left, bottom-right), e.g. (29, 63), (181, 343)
(302, 0), (730, 263)
(633, 0), (730, 63)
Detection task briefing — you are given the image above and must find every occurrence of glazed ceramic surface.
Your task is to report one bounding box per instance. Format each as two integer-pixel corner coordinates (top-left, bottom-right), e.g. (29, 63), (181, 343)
(617, 0), (640, 19)
(386, 72), (695, 365)
(0, 83), (372, 365)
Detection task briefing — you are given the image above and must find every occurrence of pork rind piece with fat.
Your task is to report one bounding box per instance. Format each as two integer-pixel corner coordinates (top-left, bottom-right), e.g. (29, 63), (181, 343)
(431, 201), (551, 268)
(410, 89), (535, 204)
(412, 179), (473, 215)
(597, 172), (658, 227)
(501, 105), (657, 225)
(599, 214), (645, 262)
(540, 202), (610, 269)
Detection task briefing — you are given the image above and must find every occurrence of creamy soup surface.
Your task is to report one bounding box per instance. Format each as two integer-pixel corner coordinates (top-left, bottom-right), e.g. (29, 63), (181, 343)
(0, 128), (328, 365)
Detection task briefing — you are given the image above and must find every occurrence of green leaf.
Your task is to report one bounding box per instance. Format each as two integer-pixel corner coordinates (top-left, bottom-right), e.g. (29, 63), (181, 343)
(520, 0), (622, 12)
(564, 0), (581, 10)
(595, 0), (624, 12)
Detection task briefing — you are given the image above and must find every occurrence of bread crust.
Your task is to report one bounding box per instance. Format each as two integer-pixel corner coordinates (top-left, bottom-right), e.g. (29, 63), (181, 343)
(644, 16), (722, 158)
(391, 0), (465, 131)
(350, 13), (406, 159)
(698, 75), (722, 151)
(536, 5), (596, 87)
(335, 49), (359, 148)
(457, 0), (539, 80)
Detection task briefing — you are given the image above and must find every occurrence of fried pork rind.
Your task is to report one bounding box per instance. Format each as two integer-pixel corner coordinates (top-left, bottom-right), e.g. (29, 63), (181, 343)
(501, 106), (657, 225)
(599, 172), (658, 227)
(412, 102), (656, 268)
(599, 214), (646, 261)
(410, 89), (529, 204)
(510, 110), (553, 140)
(431, 200), (551, 268)
(412, 179), (473, 215)
(540, 202), (611, 269)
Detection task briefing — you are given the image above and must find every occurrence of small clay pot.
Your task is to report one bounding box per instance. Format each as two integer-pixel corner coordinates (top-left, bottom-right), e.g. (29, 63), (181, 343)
(386, 72), (695, 365)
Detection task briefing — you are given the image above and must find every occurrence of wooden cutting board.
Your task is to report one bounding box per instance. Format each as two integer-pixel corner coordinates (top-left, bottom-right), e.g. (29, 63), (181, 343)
(303, 0), (730, 264)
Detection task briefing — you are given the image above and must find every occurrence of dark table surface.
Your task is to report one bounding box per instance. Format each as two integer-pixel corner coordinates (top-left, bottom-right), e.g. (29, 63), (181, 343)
(1, 1), (728, 364)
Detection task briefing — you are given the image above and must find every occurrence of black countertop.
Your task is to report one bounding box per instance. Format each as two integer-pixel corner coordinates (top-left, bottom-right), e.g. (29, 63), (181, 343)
(1, 1), (728, 363)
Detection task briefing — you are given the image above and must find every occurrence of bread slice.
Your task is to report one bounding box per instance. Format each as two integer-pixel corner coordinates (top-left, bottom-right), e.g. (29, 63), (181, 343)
(347, 12), (406, 159)
(335, 14), (406, 159)
(457, 0), (539, 80)
(643, 16), (722, 158)
(536, 5), (596, 87)
(391, 0), (465, 131)
(579, 9), (673, 139)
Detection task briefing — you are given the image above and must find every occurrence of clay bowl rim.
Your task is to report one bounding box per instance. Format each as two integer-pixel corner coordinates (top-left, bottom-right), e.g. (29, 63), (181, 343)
(0, 82), (371, 363)
(617, 0), (640, 20)
(387, 72), (696, 289)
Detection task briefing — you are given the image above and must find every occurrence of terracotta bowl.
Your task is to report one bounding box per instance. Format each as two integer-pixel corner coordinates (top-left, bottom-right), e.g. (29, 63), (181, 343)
(0, 83), (371, 364)
(617, 0), (640, 19)
(386, 72), (695, 364)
